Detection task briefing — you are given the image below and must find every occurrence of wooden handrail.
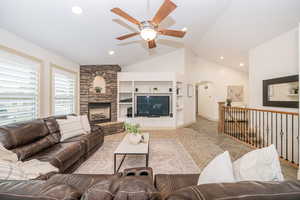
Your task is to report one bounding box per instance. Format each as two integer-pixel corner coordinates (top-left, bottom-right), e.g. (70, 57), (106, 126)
(223, 106), (298, 116)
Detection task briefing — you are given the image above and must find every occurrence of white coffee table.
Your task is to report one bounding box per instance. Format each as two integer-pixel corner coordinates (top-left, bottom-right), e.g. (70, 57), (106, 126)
(113, 133), (150, 173)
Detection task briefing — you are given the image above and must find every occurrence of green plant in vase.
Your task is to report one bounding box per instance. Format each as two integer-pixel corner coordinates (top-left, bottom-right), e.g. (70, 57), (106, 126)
(95, 86), (102, 93)
(125, 123), (142, 144)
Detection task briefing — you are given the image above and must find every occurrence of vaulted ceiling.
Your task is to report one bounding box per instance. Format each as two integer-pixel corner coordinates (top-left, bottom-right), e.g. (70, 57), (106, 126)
(0, 0), (299, 70)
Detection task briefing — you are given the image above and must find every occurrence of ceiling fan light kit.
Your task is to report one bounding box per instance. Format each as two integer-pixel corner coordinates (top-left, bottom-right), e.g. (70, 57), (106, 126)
(111, 0), (186, 49)
(139, 21), (157, 41)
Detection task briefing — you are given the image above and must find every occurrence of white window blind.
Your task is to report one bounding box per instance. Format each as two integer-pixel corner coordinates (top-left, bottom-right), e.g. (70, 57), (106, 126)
(0, 50), (40, 125)
(52, 68), (76, 115)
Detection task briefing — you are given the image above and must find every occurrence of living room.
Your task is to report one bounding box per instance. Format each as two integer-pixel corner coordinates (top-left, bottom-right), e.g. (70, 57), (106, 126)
(0, 0), (300, 199)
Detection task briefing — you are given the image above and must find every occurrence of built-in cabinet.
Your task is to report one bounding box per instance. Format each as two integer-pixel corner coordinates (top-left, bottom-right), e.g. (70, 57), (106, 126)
(117, 72), (184, 129)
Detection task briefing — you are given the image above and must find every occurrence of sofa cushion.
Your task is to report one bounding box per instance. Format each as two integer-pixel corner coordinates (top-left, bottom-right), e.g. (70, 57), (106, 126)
(30, 141), (85, 172)
(165, 181), (300, 200)
(155, 174), (199, 198)
(13, 134), (59, 161)
(0, 119), (49, 149)
(233, 144), (284, 182)
(0, 160), (27, 180)
(57, 118), (86, 141)
(68, 115), (91, 134)
(0, 145), (18, 162)
(0, 180), (81, 200)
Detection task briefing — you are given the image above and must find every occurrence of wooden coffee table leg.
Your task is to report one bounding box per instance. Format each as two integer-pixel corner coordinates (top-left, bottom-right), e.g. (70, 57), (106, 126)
(146, 153), (149, 167)
(114, 154), (116, 174)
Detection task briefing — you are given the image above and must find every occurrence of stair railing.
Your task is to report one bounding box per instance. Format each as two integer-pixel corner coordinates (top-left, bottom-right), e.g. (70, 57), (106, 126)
(218, 102), (299, 167)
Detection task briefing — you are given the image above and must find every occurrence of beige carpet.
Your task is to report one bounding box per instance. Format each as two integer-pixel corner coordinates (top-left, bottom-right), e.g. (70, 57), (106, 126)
(75, 138), (200, 175)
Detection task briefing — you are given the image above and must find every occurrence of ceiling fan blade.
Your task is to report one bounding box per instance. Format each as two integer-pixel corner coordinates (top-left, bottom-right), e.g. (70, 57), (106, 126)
(159, 29), (186, 38)
(111, 8), (140, 25)
(152, 0), (177, 25)
(148, 40), (156, 49)
(116, 32), (140, 40)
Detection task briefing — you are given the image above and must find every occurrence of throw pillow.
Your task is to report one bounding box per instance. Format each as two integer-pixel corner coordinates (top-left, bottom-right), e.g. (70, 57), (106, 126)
(233, 144), (284, 182)
(197, 151), (235, 185)
(0, 144), (18, 162)
(0, 160), (27, 180)
(68, 115), (91, 134)
(57, 118), (85, 141)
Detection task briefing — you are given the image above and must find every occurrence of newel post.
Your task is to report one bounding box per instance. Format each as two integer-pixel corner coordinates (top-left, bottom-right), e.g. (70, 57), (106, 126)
(218, 102), (225, 134)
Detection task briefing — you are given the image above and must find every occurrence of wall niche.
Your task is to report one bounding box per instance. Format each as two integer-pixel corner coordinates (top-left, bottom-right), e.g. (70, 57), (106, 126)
(92, 75), (106, 94)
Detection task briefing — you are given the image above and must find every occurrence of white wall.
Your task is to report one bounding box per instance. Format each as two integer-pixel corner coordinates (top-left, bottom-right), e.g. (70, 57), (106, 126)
(186, 50), (249, 121)
(122, 49), (185, 74)
(0, 28), (80, 117)
(249, 27), (299, 112)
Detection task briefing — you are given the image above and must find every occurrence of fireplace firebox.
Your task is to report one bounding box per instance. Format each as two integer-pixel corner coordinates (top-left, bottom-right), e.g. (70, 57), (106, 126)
(88, 103), (111, 124)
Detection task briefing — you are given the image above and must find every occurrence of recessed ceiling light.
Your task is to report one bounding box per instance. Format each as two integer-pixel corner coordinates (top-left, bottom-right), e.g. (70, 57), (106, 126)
(240, 62), (245, 67)
(182, 27), (187, 32)
(72, 6), (83, 15)
(220, 56), (224, 60)
(108, 50), (115, 55)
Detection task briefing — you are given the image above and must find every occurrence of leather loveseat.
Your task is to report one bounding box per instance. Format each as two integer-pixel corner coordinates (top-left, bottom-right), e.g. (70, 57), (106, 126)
(0, 115), (104, 174)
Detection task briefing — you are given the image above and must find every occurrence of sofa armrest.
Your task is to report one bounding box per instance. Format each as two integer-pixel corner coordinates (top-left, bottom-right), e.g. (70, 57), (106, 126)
(154, 174), (200, 198)
(91, 125), (104, 136)
(0, 180), (81, 200)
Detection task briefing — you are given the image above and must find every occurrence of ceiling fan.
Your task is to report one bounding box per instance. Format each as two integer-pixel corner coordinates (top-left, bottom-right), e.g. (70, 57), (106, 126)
(111, 0), (186, 49)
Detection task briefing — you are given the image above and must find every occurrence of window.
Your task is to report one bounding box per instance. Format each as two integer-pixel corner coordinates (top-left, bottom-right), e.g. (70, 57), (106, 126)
(52, 66), (76, 115)
(0, 49), (40, 125)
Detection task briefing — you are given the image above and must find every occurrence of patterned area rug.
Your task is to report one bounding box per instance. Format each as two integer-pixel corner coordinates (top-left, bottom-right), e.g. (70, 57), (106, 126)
(75, 139), (200, 174)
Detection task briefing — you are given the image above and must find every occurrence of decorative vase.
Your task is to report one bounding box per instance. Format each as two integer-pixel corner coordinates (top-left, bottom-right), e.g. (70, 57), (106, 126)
(129, 133), (142, 145)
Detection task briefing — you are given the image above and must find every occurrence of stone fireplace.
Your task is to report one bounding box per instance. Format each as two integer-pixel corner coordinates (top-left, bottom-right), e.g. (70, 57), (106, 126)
(80, 65), (121, 124)
(88, 102), (111, 123)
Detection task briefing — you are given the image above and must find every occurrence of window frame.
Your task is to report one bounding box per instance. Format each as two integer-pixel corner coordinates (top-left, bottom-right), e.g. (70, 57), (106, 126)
(0, 44), (43, 121)
(50, 63), (78, 116)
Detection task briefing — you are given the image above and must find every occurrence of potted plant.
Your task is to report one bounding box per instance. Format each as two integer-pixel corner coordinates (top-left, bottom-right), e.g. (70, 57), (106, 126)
(226, 98), (232, 107)
(95, 86), (102, 93)
(125, 123), (142, 145)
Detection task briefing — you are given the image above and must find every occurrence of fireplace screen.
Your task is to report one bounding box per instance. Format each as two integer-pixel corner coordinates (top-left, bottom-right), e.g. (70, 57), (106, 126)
(88, 103), (111, 123)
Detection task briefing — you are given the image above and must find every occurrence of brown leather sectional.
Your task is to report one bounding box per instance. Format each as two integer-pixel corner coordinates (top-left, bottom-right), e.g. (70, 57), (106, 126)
(1, 169), (300, 200)
(1, 117), (300, 199)
(0, 115), (104, 173)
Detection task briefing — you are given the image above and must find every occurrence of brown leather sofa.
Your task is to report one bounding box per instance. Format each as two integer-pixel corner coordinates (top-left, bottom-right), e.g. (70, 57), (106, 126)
(0, 115), (104, 173)
(155, 173), (300, 200)
(1, 169), (300, 200)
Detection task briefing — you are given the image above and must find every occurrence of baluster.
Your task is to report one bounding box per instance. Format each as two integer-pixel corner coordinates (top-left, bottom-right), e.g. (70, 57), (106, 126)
(267, 112), (270, 146)
(292, 115), (294, 163)
(271, 112), (273, 144)
(280, 114), (283, 158)
(262, 111), (265, 147)
(276, 113), (278, 152)
(286, 114), (288, 161)
(259, 111), (261, 148)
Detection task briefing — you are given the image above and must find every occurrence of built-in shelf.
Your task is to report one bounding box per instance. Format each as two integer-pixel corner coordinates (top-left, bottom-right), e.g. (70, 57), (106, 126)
(119, 102), (132, 105)
(118, 72), (185, 128)
(288, 94), (299, 96)
(119, 91), (132, 94)
(135, 92), (173, 94)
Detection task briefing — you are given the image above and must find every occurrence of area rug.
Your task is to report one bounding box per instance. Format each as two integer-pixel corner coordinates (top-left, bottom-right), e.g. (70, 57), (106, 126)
(75, 139), (200, 174)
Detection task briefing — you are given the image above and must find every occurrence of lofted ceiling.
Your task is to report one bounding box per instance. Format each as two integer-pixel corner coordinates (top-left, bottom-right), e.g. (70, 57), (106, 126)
(0, 0), (299, 70)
